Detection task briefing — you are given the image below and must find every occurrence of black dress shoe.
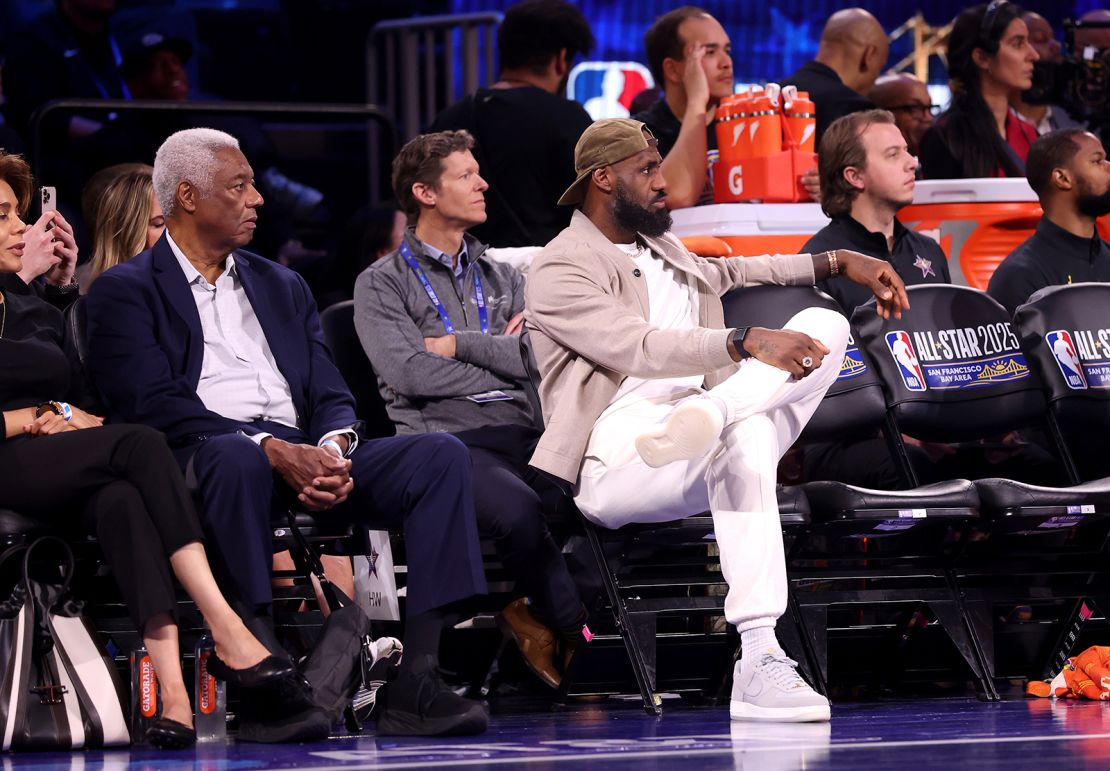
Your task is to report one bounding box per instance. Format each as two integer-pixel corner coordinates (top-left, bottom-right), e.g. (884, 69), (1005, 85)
(375, 671), (488, 737)
(145, 717), (197, 749)
(206, 653), (296, 690)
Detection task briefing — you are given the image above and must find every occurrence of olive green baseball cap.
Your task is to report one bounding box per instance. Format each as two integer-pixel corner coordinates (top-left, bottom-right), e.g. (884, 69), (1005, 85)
(557, 119), (656, 206)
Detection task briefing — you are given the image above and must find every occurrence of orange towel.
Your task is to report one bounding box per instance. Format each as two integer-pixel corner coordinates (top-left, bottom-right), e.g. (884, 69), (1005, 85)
(1026, 646), (1110, 700)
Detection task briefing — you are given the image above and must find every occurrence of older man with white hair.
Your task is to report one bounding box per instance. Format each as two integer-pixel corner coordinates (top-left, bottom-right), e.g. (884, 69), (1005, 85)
(85, 128), (491, 738)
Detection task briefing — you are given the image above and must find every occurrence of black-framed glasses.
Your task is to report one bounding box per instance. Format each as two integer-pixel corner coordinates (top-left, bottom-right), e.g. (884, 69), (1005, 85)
(980, 0), (1010, 38)
(889, 104), (942, 118)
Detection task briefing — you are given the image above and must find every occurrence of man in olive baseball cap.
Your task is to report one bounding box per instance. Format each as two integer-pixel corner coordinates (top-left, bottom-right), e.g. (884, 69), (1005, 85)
(556, 117), (675, 240)
(557, 118), (659, 206)
(526, 117), (908, 727)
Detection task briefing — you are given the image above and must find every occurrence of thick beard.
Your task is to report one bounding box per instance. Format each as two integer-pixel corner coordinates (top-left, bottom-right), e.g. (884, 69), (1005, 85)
(613, 182), (672, 238)
(1077, 187), (1110, 219)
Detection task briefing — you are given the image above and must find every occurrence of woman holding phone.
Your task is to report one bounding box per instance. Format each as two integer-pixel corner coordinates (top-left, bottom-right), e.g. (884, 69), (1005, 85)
(0, 150), (302, 749)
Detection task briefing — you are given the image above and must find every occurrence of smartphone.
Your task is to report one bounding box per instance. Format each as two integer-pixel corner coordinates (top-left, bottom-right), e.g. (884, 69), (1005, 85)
(40, 186), (57, 230)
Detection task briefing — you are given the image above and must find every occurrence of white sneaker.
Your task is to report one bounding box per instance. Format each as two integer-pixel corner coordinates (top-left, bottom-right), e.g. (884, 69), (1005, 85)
(634, 399), (725, 468)
(353, 636), (404, 721)
(730, 649), (831, 722)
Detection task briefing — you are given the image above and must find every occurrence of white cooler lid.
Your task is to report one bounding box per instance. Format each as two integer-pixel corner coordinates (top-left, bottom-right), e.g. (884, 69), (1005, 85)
(911, 178), (1037, 203)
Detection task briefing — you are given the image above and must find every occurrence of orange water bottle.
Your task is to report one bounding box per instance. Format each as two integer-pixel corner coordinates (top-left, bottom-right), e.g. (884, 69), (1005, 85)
(747, 92), (783, 158)
(130, 644), (161, 742)
(735, 89), (756, 160)
(783, 89), (817, 152)
(715, 94), (746, 166)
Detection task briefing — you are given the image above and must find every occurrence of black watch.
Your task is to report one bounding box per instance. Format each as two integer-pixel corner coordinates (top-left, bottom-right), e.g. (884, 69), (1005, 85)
(730, 327), (753, 359)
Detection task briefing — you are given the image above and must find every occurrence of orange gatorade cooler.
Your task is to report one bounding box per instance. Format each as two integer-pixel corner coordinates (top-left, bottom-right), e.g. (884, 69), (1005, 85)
(783, 89), (816, 153)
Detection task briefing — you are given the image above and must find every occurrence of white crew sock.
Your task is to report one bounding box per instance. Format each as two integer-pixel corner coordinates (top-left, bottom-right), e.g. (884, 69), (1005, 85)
(740, 625), (781, 661)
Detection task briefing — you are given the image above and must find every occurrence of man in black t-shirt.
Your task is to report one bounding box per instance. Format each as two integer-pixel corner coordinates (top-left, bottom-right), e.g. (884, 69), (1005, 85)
(803, 109), (949, 317)
(633, 7), (733, 209)
(988, 129), (1110, 316)
(430, 0), (594, 248)
(781, 8), (888, 148)
(634, 6), (822, 209)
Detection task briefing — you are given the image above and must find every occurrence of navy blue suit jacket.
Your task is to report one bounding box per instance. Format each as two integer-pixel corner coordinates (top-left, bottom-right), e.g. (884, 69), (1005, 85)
(85, 234), (358, 448)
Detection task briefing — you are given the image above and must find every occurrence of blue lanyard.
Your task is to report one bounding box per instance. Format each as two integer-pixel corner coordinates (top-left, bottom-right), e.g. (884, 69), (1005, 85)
(74, 34), (132, 101)
(400, 241), (489, 335)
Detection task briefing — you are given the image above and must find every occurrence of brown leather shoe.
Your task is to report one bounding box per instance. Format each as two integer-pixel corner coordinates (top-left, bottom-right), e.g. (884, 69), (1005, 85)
(497, 598), (567, 689)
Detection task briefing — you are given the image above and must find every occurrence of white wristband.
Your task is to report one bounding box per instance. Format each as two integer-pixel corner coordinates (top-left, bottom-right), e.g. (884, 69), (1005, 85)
(320, 438), (344, 457)
(58, 402), (73, 422)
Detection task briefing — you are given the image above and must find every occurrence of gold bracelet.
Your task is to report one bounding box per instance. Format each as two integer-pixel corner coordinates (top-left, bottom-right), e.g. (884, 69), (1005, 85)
(826, 250), (839, 277)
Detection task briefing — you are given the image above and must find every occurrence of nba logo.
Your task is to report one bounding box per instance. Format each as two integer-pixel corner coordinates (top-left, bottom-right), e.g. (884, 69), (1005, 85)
(568, 62), (654, 120)
(885, 331), (927, 391)
(1046, 330), (1088, 390)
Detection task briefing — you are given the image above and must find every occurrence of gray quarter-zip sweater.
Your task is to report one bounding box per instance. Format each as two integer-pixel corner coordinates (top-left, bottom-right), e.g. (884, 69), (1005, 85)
(353, 229), (533, 434)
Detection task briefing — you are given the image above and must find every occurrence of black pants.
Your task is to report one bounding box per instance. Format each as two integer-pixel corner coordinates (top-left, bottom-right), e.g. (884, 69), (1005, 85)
(0, 424), (204, 631)
(453, 425), (584, 631)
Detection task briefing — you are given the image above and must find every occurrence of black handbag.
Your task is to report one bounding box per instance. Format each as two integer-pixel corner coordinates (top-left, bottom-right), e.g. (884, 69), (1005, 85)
(0, 536), (130, 751)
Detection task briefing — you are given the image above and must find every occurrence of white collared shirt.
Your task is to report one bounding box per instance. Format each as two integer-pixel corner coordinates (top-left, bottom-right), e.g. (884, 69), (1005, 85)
(166, 233), (358, 455)
(167, 232), (300, 428)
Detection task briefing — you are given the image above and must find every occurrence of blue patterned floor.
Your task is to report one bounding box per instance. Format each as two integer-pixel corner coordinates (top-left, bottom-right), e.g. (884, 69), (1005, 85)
(7, 696), (1110, 770)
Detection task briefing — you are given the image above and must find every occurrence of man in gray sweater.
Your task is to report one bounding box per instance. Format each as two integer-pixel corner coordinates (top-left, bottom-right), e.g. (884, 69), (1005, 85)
(353, 130), (587, 690)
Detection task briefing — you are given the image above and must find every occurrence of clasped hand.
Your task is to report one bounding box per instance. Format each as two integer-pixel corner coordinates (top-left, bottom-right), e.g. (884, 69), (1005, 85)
(263, 438), (354, 511)
(22, 405), (103, 435)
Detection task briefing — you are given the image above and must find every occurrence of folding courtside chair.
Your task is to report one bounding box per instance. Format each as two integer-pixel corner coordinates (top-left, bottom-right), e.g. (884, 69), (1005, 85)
(519, 326), (815, 715)
(853, 283), (1110, 690)
(723, 286), (990, 698)
(978, 282), (1110, 677)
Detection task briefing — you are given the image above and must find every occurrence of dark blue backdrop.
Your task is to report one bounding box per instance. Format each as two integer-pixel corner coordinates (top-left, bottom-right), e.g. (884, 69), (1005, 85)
(449, 0), (1106, 85)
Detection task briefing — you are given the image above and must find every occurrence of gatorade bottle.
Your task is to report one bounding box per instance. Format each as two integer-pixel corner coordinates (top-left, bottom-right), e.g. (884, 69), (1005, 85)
(194, 631), (227, 742)
(747, 94), (782, 157)
(783, 90), (817, 153)
(733, 90), (755, 160)
(130, 644), (161, 742)
(714, 95), (742, 166)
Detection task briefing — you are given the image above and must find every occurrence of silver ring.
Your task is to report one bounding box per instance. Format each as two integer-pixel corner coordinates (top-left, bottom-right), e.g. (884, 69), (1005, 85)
(801, 356), (814, 368)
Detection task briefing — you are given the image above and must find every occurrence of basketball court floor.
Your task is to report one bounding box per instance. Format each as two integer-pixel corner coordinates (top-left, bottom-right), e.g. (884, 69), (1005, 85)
(7, 695), (1110, 770)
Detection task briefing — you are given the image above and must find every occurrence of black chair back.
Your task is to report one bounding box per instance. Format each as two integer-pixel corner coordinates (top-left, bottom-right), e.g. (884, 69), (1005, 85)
(852, 285), (1046, 443)
(1013, 282), (1110, 429)
(319, 300), (395, 439)
(721, 285), (886, 443)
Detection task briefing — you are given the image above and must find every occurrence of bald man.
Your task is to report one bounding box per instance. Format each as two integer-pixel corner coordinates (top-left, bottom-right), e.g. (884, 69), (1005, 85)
(782, 8), (889, 146)
(868, 73), (934, 157)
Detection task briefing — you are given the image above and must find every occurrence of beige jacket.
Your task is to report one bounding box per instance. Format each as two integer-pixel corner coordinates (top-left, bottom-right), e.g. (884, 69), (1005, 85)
(524, 210), (816, 483)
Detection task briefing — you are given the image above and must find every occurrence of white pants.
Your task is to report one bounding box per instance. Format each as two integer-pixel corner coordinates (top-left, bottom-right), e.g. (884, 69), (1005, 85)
(574, 308), (850, 631)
